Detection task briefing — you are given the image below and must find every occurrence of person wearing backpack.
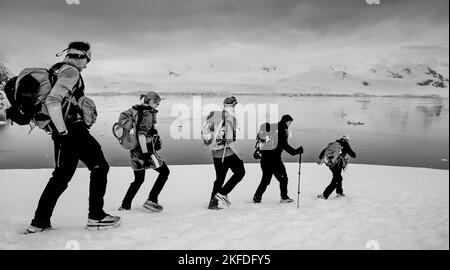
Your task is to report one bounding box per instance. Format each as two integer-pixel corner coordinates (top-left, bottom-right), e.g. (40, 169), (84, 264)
(118, 91), (170, 212)
(206, 96), (246, 210)
(317, 134), (356, 200)
(252, 114), (303, 204)
(21, 41), (120, 233)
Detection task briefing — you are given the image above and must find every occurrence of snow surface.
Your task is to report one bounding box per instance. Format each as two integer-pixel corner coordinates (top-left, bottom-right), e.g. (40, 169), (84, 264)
(0, 163), (448, 250)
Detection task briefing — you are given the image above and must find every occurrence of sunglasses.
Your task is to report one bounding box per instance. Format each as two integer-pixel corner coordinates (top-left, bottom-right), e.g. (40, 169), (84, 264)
(68, 53), (91, 63)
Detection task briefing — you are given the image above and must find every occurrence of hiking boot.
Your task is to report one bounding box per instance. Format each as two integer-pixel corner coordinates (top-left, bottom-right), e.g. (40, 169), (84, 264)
(24, 224), (53, 234)
(280, 196), (295, 203)
(317, 194), (327, 200)
(253, 195), (262, 204)
(214, 193), (231, 207)
(208, 198), (221, 210)
(143, 200), (164, 212)
(86, 214), (121, 231)
(336, 193), (346, 198)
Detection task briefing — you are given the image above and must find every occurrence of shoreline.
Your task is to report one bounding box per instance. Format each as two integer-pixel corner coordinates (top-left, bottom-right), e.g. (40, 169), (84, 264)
(1, 162), (449, 172)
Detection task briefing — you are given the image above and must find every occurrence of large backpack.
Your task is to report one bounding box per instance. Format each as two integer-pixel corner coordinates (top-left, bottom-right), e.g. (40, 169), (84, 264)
(322, 141), (343, 167)
(256, 122), (279, 151)
(112, 107), (141, 150)
(4, 62), (83, 133)
(201, 110), (226, 150)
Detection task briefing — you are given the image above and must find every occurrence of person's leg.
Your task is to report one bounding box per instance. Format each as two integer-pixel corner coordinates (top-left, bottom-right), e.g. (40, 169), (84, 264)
(31, 139), (79, 228)
(210, 158), (229, 200)
(148, 162), (170, 203)
(322, 166), (340, 199)
(273, 160), (289, 199)
(334, 167), (344, 195)
(78, 132), (110, 220)
(254, 158), (273, 200)
(221, 154), (246, 196)
(121, 169), (146, 208)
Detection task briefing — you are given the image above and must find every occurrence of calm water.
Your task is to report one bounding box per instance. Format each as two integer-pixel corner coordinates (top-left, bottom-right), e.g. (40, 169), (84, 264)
(0, 94), (448, 169)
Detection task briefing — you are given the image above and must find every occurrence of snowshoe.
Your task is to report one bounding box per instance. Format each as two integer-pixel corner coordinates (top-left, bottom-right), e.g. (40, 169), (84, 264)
(336, 193), (346, 198)
(143, 200), (164, 212)
(317, 194), (327, 200)
(86, 214), (121, 231)
(23, 225), (53, 235)
(214, 193), (231, 207)
(280, 197), (295, 203)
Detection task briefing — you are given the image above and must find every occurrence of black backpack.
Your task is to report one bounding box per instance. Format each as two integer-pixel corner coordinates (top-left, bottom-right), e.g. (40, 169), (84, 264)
(4, 62), (80, 133)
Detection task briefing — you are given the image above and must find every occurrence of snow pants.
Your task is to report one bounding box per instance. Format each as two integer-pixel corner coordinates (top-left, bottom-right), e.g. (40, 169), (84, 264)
(121, 163), (170, 207)
(31, 122), (109, 228)
(254, 157), (289, 199)
(210, 154), (246, 200)
(323, 165), (344, 199)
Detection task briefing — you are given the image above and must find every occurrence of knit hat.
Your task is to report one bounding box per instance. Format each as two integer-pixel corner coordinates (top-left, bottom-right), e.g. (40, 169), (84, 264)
(56, 41), (92, 62)
(341, 134), (350, 141)
(223, 96), (238, 106)
(281, 114), (293, 123)
(140, 91), (161, 103)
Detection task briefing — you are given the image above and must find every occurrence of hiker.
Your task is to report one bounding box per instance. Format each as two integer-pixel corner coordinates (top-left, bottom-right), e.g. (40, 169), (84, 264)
(206, 96), (246, 209)
(25, 41), (120, 233)
(119, 91), (170, 212)
(253, 114), (303, 204)
(317, 134), (356, 199)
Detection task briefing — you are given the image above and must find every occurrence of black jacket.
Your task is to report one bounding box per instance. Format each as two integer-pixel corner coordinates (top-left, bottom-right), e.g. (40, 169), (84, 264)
(319, 139), (356, 160)
(261, 120), (298, 159)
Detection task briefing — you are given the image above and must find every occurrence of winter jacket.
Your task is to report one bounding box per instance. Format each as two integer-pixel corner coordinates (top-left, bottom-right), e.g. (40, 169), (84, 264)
(130, 104), (161, 163)
(133, 104), (158, 137)
(46, 63), (85, 132)
(211, 107), (243, 160)
(261, 120), (299, 159)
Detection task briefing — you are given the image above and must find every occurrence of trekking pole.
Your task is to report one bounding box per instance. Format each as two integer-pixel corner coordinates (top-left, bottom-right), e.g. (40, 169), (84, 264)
(297, 153), (302, 209)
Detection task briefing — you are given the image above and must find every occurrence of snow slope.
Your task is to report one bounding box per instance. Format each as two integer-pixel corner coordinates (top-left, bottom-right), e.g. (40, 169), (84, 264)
(0, 163), (448, 250)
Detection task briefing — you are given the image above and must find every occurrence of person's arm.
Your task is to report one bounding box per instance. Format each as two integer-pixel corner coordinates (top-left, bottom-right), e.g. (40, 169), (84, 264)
(137, 110), (153, 154)
(224, 112), (234, 144)
(45, 66), (79, 133)
(280, 128), (298, 156)
(345, 143), (356, 158)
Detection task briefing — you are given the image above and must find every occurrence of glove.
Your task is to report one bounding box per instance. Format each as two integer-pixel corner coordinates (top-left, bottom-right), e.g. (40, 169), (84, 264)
(297, 146), (304, 155)
(143, 152), (151, 167)
(253, 149), (262, 160)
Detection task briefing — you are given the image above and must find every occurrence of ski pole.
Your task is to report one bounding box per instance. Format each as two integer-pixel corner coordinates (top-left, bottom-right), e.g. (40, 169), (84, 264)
(297, 153), (302, 209)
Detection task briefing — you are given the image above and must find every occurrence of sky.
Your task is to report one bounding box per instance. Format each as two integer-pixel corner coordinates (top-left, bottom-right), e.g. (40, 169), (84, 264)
(0, 0), (448, 78)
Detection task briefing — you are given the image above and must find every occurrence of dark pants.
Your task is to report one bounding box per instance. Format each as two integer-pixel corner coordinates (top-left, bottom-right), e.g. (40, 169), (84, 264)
(210, 154), (245, 200)
(31, 123), (109, 228)
(254, 157), (289, 199)
(323, 165), (343, 199)
(121, 162), (170, 207)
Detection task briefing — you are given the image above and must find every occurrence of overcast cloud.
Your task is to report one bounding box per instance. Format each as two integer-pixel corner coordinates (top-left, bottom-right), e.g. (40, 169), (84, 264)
(0, 0), (448, 75)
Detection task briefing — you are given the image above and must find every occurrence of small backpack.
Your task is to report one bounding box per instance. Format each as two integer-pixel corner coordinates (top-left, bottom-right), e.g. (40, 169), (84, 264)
(112, 108), (141, 150)
(4, 62), (81, 133)
(256, 122), (279, 151)
(77, 95), (97, 128)
(201, 110), (226, 150)
(322, 141), (343, 167)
